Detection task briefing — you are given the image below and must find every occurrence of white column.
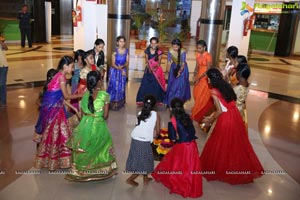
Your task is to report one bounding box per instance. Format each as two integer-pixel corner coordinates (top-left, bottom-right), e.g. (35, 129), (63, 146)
(74, 0), (108, 52)
(45, 1), (52, 43)
(190, 0), (202, 37)
(227, 0), (254, 57)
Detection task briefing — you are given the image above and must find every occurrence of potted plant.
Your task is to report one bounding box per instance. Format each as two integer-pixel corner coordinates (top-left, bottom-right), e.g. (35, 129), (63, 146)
(186, 24), (191, 39)
(140, 29), (148, 49)
(132, 12), (144, 38)
(131, 12), (144, 49)
(130, 23), (138, 36)
(157, 13), (176, 43)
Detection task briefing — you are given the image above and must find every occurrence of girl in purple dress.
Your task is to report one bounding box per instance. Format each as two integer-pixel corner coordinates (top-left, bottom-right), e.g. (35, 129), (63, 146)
(164, 38), (191, 107)
(107, 36), (129, 110)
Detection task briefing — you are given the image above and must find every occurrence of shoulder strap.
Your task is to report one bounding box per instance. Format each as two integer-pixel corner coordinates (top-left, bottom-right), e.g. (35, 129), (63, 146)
(171, 116), (177, 133)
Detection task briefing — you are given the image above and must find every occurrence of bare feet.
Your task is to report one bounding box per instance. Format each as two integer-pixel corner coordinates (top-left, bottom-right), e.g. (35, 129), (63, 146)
(126, 179), (139, 186)
(143, 177), (153, 185)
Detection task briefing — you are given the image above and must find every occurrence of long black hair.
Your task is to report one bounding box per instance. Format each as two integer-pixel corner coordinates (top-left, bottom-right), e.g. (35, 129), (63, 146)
(170, 98), (192, 128)
(206, 68), (237, 102)
(146, 37), (160, 61)
(136, 94), (157, 126)
(171, 38), (182, 77)
(39, 68), (58, 105)
(57, 56), (74, 71)
(43, 68), (57, 94)
(86, 71), (101, 113)
(237, 63), (251, 80)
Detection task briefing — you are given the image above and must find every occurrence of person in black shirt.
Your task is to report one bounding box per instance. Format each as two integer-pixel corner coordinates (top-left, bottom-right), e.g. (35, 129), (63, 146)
(17, 4), (32, 48)
(92, 39), (106, 79)
(181, 10), (188, 32)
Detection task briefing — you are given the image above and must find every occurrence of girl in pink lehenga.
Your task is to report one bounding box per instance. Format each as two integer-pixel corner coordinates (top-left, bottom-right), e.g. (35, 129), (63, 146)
(34, 56), (83, 171)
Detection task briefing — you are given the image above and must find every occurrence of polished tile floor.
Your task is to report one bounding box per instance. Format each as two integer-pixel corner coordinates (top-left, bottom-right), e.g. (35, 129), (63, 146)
(0, 35), (300, 199)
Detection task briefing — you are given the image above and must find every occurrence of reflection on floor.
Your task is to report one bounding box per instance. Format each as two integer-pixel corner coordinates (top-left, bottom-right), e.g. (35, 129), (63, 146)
(0, 36), (300, 199)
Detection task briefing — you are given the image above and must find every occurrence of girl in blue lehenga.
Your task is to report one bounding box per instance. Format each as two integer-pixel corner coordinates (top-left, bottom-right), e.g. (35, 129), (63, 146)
(136, 37), (166, 105)
(164, 38), (191, 107)
(33, 56), (83, 170)
(107, 36), (129, 110)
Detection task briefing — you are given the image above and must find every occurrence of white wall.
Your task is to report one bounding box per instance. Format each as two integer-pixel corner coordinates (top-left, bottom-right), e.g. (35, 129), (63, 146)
(294, 20), (300, 54)
(74, 0), (107, 52)
(227, 0), (254, 57)
(45, 2), (51, 43)
(190, 0), (201, 36)
(60, 0), (73, 35)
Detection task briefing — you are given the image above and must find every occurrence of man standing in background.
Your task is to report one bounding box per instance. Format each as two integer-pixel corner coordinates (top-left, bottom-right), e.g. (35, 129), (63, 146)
(0, 38), (8, 108)
(17, 4), (32, 48)
(181, 10), (188, 32)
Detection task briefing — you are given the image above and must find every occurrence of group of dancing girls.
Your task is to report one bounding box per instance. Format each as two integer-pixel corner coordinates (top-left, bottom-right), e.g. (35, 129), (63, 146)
(32, 35), (130, 181)
(129, 39), (263, 198)
(32, 33), (263, 198)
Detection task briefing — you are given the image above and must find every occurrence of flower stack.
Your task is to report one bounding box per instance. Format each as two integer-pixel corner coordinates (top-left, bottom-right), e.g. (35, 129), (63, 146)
(153, 128), (173, 155)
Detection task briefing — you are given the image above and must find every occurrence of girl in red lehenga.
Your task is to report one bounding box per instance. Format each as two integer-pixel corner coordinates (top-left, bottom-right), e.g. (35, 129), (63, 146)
(200, 68), (264, 184)
(76, 49), (98, 95)
(34, 56), (83, 171)
(152, 98), (202, 198)
(191, 40), (213, 122)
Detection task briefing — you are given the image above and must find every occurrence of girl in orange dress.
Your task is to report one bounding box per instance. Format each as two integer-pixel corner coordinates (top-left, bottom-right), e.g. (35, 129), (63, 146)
(191, 40), (213, 122)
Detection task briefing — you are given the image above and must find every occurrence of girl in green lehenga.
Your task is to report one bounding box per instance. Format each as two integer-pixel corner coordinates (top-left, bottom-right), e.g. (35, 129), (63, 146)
(65, 71), (117, 182)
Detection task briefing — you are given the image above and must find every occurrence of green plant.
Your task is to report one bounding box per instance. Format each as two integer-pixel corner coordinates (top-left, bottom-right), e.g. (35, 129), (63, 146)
(130, 23), (138, 31)
(131, 12), (144, 34)
(142, 29), (147, 40)
(158, 14), (176, 42)
(171, 30), (186, 42)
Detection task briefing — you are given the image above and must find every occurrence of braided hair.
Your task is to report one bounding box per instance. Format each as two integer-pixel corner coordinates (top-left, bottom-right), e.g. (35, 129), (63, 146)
(136, 94), (157, 126)
(171, 38), (182, 77)
(206, 68), (237, 102)
(170, 98), (192, 128)
(39, 69), (58, 105)
(86, 71), (101, 113)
